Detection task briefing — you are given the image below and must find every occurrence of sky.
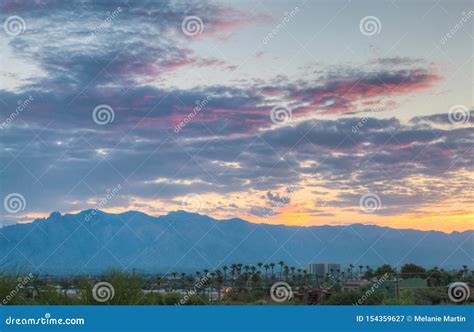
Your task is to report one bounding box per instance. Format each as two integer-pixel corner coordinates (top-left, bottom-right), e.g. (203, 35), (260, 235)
(0, 0), (472, 232)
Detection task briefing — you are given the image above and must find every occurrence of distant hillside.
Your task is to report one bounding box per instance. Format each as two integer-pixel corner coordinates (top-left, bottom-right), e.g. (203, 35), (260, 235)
(0, 210), (471, 274)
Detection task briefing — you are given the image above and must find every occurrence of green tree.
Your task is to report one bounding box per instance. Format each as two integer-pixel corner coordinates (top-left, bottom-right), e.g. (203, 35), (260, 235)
(269, 263), (275, 279)
(400, 264), (426, 279)
(216, 273), (224, 302)
(251, 272), (261, 288)
(263, 264), (269, 282)
(278, 261), (285, 281)
(426, 267), (451, 287)
(242, 273), (250, 290)
(222, 265), (228, 285)
(374, 264), (395, 278)
(284, 266), (289, 281)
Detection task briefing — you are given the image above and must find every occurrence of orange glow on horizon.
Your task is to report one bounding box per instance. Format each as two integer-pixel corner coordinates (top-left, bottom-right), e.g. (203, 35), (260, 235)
(12, 207), (472, 234)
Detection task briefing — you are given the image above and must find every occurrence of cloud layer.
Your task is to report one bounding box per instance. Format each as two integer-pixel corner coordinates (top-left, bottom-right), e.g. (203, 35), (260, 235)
(0, 0), (472, 232)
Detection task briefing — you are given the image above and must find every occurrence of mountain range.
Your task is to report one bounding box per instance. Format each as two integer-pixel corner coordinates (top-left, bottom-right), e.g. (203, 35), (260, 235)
(0, 210), (471, 275)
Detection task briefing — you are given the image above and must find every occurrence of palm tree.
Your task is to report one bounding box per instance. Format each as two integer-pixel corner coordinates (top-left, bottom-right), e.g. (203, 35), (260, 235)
(209, 272), (216, 300)
(251, 272), (261, 288)
(230, 264), (237, 287)
(195, 271), (201, 291)
(242, 273), (250, 290)
(244, 265), (250, 273)
(204, 274), (213, 301)
(270, 263), (275, 279)
(171, 272), (177, 291)
(157, 276), (164, 289)
(358, 265), (363, 278)
(263, 264), (269, 281)
(278, 261), (285, 281)
(284, 265), (289, 281)
(237, 265), (243, 287)
(222, 265), (228, 285)
(257, 262), (263, 273)
(462, 265), (469, 278)
(180, 272), (186, 289)
(349, 264), (354, 279)
(235, 264), (243, 285)
(216, 273), (224, 302)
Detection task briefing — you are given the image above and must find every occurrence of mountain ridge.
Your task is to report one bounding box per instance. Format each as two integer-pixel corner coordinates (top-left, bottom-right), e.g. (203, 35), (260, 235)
(0, 210), (471, 274)
(19, 209), (471, 235)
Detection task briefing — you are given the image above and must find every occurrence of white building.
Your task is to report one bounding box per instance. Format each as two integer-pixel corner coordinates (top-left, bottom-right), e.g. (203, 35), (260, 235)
(306, 263), (340, 276)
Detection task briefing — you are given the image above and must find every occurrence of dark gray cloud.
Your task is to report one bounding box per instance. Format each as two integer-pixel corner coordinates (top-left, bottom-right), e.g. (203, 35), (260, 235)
(410, 110), (474, 126)
(249, 206), (275, 218)
(1, 108), (471, 223)
(266, 191), (291, 206)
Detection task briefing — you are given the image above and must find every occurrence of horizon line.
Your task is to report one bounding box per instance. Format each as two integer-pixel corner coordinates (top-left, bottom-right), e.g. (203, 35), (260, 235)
(6, 208), (472, 235)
